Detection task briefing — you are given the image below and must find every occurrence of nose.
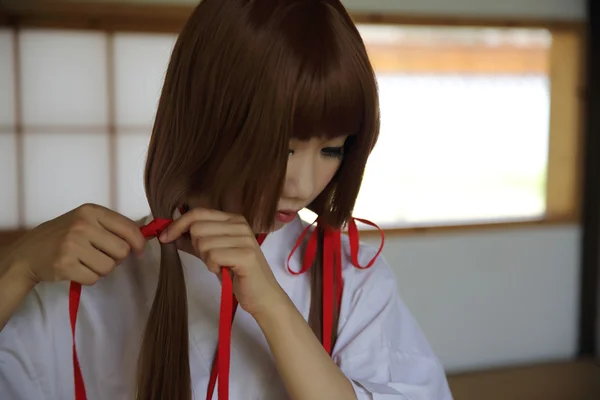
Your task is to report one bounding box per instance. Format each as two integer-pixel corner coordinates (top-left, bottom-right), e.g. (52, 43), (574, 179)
(283, 153), (316, 201)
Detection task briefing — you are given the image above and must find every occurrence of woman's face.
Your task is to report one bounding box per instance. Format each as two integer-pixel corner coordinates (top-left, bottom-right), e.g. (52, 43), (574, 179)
(186, 135), (347, 231)
(272, 135), (347, 231)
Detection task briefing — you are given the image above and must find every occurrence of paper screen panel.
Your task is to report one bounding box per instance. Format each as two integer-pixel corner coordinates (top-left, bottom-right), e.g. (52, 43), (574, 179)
(116, 132), (151, 220)
(0, 30), (15, 129)
(23, 133), (111, 227)
(0, 133), (19, 229)
(19, 29), (108, 128)
(114, 33), (177, 128)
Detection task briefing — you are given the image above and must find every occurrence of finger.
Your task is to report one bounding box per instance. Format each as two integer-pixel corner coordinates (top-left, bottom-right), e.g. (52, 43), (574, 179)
(175, 235), (254, 258)
(204, 264), (223, 282)
(188, 220), (253, 240)
(190, 235), (255, 260)
(205, 248), (256, 276)
(160, 208), (238, 243)
(84, 223), (136, 262)
(96, 209), (147, 255)
(204, 259), (233, 278)
(75, 239), (119, 277)
(66, 263), (101, 286)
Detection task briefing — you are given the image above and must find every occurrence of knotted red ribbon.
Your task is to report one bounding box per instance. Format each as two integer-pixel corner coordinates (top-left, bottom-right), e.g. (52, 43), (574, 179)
(69, 215), (384, 400)
(286, 217), (384, 354)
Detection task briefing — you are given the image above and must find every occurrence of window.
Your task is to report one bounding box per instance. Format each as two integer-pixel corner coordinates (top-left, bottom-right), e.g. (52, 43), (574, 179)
(347, 25), (554, 229)
(0, 5), (584, 241)
(304, 25), (582, 230)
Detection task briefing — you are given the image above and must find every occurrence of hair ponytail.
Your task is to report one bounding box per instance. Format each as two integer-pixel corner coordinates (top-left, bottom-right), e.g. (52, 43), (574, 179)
(136, 241), (191, 400)
(138, 49), (192, 396)
(138, 136), (191, 399)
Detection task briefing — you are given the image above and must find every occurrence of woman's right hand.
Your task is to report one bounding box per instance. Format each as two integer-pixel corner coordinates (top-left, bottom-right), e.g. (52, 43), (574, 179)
(3, 203), (147, 287)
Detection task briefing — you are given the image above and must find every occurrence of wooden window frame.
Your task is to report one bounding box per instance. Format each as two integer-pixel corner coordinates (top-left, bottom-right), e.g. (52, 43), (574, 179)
(0, 2), (586, 246)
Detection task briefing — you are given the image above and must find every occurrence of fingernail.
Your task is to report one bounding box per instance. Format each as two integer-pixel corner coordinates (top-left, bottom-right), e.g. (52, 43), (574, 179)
(159, 232), (167, 242)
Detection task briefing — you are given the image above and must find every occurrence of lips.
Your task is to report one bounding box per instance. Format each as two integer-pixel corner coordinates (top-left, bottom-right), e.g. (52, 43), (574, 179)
(276, 210), (298, 223)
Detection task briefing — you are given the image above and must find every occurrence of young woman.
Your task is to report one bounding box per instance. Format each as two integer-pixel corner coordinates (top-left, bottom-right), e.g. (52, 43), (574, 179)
(0, 0), (453, 399)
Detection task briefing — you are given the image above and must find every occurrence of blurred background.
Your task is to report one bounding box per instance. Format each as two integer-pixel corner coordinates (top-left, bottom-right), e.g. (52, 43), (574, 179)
(0, 0), (598, 398)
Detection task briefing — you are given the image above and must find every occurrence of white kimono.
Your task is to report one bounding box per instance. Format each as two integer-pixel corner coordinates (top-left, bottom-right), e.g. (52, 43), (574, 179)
(0, 216), (453, 399)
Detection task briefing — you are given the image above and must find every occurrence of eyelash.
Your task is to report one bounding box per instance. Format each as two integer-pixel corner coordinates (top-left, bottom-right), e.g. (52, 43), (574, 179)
(321, 147), (344, 159)
(287, 147), (345, 160)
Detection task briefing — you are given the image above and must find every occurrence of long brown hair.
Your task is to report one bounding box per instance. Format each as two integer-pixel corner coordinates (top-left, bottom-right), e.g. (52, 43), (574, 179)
(140, 0), (379, 398)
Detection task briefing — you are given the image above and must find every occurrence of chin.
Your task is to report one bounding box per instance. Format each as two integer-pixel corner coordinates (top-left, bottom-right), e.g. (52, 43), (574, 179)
(253, 213), (298, 234)
(269, 221), (287, 232)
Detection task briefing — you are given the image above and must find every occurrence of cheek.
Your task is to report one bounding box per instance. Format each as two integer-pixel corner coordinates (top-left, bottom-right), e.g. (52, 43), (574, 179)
(314, 159), (341, 193)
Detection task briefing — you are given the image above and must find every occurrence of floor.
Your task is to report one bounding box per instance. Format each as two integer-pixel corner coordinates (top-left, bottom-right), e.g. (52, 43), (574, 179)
(447, 359), (600, 400)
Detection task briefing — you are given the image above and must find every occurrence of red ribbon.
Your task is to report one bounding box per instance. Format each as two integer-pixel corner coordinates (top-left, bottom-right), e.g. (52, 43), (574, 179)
(69, 216), (383, 400)
(69, 217), (174, 400)
(206, 233), (267, 400)
(69, 279), (86, 400)
(286, 217), (384, 355)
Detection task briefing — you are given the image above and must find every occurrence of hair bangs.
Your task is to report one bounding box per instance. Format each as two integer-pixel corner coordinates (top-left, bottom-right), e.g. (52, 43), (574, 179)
(280, 2), (370, 142)
(275, 1), (380, 227)
(291, 58), (365, 141)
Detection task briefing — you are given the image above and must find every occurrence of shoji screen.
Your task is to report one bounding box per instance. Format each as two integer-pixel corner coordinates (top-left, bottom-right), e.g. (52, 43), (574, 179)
(0, 30), (18, 229)
(113, 33), (177, 219)
(0, 29), (178, 230)
(19, 30), (111, 227)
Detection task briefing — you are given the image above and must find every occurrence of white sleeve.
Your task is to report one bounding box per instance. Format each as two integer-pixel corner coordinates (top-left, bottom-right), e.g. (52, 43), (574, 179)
(0, 330), (46, 400)
(0, 284), (68, 400)
(332, 250), (454, 400)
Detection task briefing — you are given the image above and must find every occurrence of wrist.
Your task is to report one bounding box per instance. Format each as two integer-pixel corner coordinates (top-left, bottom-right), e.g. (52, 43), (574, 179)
(1, 256), (38, 290)
(252, 287), (295, 327)
(0, 254), (38, 330)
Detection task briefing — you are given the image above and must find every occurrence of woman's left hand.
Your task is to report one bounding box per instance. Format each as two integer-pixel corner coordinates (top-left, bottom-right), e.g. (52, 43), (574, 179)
(158, 207), (286, 318)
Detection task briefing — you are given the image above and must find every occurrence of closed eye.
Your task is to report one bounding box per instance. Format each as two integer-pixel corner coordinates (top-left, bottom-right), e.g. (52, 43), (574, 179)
(321, 146), (344, 159)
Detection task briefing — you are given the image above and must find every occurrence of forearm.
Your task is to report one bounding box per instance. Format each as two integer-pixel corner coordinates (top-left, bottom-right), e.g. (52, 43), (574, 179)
(0, 258), (36, 331)
(255, 293), (357, 400)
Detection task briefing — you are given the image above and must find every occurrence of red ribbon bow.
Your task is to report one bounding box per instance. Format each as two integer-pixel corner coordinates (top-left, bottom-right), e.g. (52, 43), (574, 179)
(139, 218), (172, 238)
(286, 217), (384, 354)
(69, 215), (383, 400)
